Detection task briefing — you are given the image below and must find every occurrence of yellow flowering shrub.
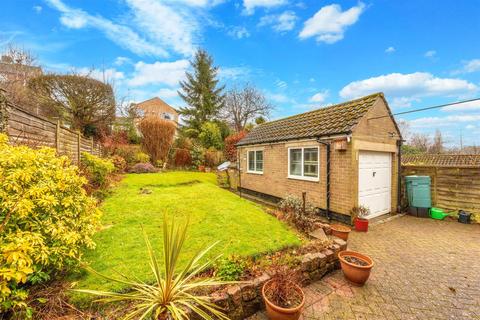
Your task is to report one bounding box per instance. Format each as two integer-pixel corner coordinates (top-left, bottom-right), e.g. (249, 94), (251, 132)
(80, 152), (115, 188)
(0, 134), (101, 314)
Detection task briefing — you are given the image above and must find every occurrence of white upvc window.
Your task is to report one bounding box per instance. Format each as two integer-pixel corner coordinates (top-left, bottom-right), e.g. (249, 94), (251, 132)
(288, 147), (319, 181)
(247, 149), (263, 174)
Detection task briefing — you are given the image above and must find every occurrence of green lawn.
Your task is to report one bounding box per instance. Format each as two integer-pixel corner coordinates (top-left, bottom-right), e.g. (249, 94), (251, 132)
(72, 171), (300, 300)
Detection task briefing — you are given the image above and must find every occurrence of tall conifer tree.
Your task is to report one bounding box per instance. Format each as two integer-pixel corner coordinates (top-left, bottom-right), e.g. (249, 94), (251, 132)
(178, 49), (225, 137)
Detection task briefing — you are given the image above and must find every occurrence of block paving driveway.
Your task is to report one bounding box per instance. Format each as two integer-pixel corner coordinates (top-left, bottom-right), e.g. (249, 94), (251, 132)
(249, 215), (480, 319)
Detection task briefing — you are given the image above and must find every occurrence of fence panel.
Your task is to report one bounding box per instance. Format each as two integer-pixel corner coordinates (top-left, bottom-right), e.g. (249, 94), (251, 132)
(402, 164), (480, 221)
(1, 101), (102, 163)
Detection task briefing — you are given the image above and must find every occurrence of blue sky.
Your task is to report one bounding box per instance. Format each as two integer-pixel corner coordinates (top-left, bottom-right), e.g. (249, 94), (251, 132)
(1, 0), (480, 145)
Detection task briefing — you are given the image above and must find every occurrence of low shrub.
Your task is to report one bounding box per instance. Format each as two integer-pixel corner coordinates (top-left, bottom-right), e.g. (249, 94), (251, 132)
(0, 134), (101, 316)
(113, 145), (141, 166)
(129, 162), (157, 173)
(109, 155), (127, 172)
(215, 256), (246, 281)
(279, 195), (317, 232)
(174, 148), (192, 167)
(205, 147), (224, 167)
(134, 151), (150, 164)
(80, 152), (115, 188)
(224, 130), (247, 162)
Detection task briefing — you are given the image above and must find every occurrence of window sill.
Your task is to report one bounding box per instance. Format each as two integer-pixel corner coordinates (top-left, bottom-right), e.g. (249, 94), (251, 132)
(247, 171), (263, 175)
(288, 175), (319, 182)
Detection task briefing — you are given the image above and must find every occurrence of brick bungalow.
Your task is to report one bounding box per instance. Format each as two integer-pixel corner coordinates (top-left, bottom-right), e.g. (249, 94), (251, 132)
(236, 93), (402, 223)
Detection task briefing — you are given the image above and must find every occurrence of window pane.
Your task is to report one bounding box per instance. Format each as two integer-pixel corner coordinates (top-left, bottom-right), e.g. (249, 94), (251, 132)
(290, 149), (302, 176)
(248, 151), (255, 171)
(304, 148), (318, 177)
(255, 151), (263, 172)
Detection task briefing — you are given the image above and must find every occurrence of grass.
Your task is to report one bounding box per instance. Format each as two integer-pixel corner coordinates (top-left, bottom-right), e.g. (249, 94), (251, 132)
(72, 171), (300, 303)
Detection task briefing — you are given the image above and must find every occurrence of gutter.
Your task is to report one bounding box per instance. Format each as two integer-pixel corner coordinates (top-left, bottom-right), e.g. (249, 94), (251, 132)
(397, 139), (403, 213)
(316, 137), (331, 221)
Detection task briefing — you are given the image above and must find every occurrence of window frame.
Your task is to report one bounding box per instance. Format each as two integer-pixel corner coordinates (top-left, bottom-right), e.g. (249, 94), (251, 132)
(247, 149), (264, 174)
(287, 146), (320, 182)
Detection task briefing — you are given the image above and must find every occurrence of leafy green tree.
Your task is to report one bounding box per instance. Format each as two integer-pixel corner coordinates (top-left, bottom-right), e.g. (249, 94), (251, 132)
(199, 121), (223, 149)
(178, 50), (225, 138)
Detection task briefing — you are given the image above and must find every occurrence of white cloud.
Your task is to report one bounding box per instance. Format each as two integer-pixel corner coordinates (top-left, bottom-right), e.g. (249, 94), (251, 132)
(408, 114), (480, 128)
(299, 2), (365, 44)
(227, 26), (250, 39)
(243, 0), (288, 15)
(46, 0), (168, 57)
(340, 72), (478, 107)
(76, 67), (125, 83)
(309, 78), (315, 83)
(128, 60), (189, 87)
(166, 0), (225, 7)
(385, 46), (395, 54)
(452, 59), (480, 74)
(275, 79), (287, 89)
(124, 0), (199, 56)
(258, 11), (297, 32)
(309, 90), (329, 103)
(33, 5), (43, 13)
(219, 66), (251, 80)
(424, 50), (436, 58)
(114, 56), (131, 66)
(156, 87), (181, 99)
(442, 100), (480, 112)
(268, 92), (291, 103)
(46, 0), (212, 57)
(466, 124), (476, 130)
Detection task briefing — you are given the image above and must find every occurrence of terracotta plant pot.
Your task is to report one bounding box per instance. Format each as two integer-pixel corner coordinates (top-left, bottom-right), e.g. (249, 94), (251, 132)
(262, 280), (305, 320)
(354, 218), (369, 232)
(330, 224), (352, 241)
(338, 250), (374, 286)
(198, 165), (205, 172)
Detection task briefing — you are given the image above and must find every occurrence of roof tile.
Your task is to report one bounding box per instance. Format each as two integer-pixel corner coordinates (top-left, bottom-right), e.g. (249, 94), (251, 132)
(237, 93), (382, 146)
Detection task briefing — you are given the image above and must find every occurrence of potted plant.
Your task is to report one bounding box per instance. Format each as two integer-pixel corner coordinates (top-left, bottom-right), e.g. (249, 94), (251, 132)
(351, 205), (370, 232)
(338, 250), (374, 286)
(330, 223), (352, 241)
(262, 266), (305, 320)
(198, 164), (206, 172)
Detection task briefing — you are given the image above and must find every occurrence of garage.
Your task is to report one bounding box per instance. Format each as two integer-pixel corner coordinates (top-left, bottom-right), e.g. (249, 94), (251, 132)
(358, 151), (392, 219)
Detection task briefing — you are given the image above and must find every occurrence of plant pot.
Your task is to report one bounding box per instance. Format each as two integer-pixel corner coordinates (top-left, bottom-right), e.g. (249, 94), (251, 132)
(262, 280), (305, 320)
(354, 218), (369, 232)
(330, 224), (352, 241)
(198, 165), (205, 172)
(338, 250), (374, 286)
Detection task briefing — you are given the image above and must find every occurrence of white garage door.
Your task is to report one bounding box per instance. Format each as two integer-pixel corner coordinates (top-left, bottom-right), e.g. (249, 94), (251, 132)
(358, 151), (392, 219)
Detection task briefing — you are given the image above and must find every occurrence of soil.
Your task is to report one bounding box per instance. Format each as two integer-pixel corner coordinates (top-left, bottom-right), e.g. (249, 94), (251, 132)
(264, 282), (303, 309)
(343, 255), (369, 266)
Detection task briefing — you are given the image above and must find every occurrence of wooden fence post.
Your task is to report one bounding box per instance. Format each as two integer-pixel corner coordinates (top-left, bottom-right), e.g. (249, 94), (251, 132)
(77, 131), (81, 164)
(55, 121), (60, 154)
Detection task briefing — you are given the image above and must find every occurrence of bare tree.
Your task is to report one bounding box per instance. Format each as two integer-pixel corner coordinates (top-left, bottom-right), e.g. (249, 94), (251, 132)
(28, 74), (116, 138)
(429, 129), (444, 154)
(409, 133), (430, 153)
(397, 120), (410, 141)
(221, 84), (273, 132)
(0, 44), (43, 114)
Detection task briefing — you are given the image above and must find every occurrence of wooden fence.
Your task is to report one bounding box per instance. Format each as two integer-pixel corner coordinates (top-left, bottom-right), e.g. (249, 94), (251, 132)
(0, 98), (102, 163)
(401, 154), (480, 221)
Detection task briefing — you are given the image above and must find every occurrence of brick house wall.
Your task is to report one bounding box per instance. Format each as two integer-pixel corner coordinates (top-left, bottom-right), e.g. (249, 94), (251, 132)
(238, 97), (401, 219)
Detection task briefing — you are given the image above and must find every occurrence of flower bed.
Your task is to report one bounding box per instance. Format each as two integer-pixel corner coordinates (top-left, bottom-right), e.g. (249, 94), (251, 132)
(190, 237), (346, 320)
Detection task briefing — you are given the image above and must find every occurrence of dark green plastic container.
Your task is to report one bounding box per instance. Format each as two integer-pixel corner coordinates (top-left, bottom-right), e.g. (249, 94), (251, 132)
(405, 176), (432, 208)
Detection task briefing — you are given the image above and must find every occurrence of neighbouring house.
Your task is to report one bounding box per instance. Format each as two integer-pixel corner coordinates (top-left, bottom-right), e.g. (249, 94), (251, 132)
(236, 92), (402, 223)
(0, 55), (42, 84)
(134, 97), (179, 127)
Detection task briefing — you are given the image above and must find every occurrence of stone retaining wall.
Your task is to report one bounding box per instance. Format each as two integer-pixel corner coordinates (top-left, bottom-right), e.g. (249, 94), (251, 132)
(191, 237), (347, 320)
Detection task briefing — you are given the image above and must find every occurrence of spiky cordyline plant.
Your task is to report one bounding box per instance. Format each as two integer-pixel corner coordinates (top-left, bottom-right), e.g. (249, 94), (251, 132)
(75, 217), (232, 320)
